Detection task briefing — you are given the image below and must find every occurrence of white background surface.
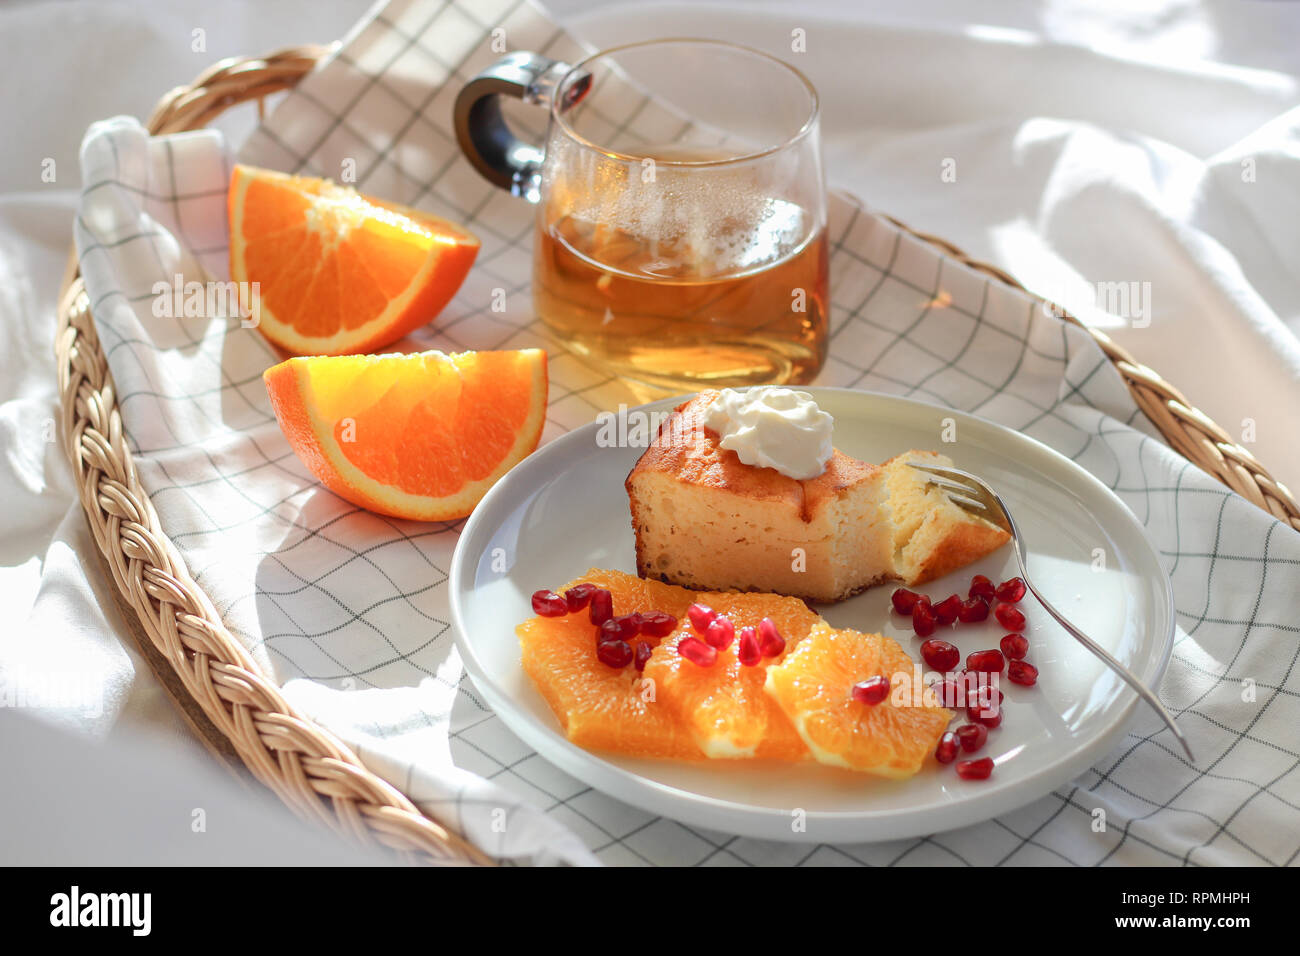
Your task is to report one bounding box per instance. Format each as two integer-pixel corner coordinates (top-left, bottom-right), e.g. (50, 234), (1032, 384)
(2, 0), (1297, 862)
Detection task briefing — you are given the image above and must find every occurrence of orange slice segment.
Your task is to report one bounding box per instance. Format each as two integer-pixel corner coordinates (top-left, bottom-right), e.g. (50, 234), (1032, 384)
(642, 592), (820, 760)
(263, 349), (547, 521)
(518, 569), (699, 759)
(763, 622), (953, 777)
(228, 164), (479, 355)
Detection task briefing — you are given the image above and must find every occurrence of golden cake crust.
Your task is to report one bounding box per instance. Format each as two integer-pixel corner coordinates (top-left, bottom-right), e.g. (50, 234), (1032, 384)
(626, 391), (878, 523)
(626, 390), (1011, 601)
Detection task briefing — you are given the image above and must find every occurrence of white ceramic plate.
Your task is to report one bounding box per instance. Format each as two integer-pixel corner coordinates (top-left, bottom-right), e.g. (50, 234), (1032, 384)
(448, 388), (1174, 843)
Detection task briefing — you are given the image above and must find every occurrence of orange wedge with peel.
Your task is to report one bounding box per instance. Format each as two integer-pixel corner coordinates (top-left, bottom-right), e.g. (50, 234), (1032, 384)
(229, 163), (479, 355)
(264, 349), (547, 521)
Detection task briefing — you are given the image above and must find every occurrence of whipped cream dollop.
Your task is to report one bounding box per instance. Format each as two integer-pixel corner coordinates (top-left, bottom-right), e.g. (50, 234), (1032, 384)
(703, 386), (833, 480)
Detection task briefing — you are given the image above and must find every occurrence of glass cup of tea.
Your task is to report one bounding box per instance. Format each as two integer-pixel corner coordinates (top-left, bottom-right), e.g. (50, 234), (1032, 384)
(454, 38), (828, 390)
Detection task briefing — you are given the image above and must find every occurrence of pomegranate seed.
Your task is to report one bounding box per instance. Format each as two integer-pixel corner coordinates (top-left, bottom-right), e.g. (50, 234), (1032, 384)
(932, 594), (962, 625)
(935, 732), (959, 764)
(737, 628), (762, 667)
(704, 616), (735, 650)
(564, 583), (597, 613)
(956, 757), (995, 780)
(957, 597), (990, 623)
(920, 639), (960, 672)
(1008, 660), (1039, 686)
(678, 635), (717, 667)
(968, 705), (1003, 728)
(531, 589), (568, 617)
(596, 640), (633, 668)
(588, 589), (613, 626)
(968, 574), (996, 604)
(955, 722), (988, 753)
(758, 618), (786, 657)
(995, 577), (1027, 603)
(634, 641), (653, 671)
(599, 615), (640, 643)
(994, 603), (1026, 631)
(966, 649), (1005, 674)
(912, 600), (938, 637)
(852, 675), (890, 705)
(687, 603), (717, 632)
(1000, 633), (1029, 660)
(967, 683), (1004, 714)
(891, 588), (922, 614)
(638, 610), (678, 638)
(931, 679), (962, 708)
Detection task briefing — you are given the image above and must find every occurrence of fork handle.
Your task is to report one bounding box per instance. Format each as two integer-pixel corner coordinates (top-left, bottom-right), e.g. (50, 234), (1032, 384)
(1021, 577), (1194, 762)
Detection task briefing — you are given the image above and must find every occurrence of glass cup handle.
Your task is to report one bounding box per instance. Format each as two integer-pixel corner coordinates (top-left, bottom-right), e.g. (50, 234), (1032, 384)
(453, 51), (585, 202)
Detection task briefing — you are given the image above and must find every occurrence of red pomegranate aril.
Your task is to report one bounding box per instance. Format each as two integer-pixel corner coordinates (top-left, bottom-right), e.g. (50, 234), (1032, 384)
(966, 648), (1005, 674)
(912, 600), (938, 637)
(1000, 633), (1029, 660)
(852, 675), (891, 705)
(994, 603), (1026, 631)
(704, 616), (736, 650)
(956, 757), (995, 780)
(588, 589), (613, 626)
(957, 597), (990, 623)
(968, 574), (996, 604)
(687, 603), (717, 633)
(634, 641), (653, 671)
(596, 639), (633, 669)
(967, 683), (1004, 713)
(935, 732), (959, 764)
(758, 618), (786, 657)
(955, 722), (988, 753)
(638, 610), (678, 638)
(931, 680), (961, 708)
(563, 583), (597, 613)
(1008, 660), (1039, 686)
(737, 628), (762, 667)
(920, 639), (960, 673)
(678, 635), (718, 667)
(968, 705), (1003, 728)
(531, 589), (568, 617)
(995, 577), (1027, 603)
(891, 588), (923, 614)
(933, 594), (962, 625)
(599, 615), (640, 643)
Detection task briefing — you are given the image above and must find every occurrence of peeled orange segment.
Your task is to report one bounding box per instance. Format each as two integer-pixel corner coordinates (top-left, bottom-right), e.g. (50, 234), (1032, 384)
(764, 622), (953, 777)
(642, 592), (819, 760)
(264, 349), (546, 521)
(518, 570), (700, 759)
(228, 164), (479, 355)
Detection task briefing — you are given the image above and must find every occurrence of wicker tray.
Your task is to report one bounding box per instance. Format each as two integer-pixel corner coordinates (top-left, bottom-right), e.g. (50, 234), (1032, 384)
(54, 46), (1300, 866)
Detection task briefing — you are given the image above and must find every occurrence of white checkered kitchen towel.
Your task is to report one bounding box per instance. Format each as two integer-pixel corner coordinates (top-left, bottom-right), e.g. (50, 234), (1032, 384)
(73, 0), (1300, 866)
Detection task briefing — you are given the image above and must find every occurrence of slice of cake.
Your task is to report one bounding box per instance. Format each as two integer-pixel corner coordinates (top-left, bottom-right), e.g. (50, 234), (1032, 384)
(626, 390), (1009, 602)
(879, 449), (1014, 584)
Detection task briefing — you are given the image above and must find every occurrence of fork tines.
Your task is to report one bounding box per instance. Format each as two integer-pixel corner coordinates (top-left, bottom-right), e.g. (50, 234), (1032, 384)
(907, 461), (995, 519)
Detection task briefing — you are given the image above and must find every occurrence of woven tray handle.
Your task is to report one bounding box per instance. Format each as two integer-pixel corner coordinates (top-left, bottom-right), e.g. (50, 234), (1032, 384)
(58, 45), (491, 866)
(54, 44), (1300, 867)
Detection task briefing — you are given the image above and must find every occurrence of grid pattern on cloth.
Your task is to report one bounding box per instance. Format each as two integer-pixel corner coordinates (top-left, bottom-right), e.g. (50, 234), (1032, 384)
(71, 0), (1300, 866)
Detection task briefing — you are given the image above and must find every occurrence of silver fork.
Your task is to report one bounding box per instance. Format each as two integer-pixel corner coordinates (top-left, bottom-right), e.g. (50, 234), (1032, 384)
(908, 461), (1194, 762)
